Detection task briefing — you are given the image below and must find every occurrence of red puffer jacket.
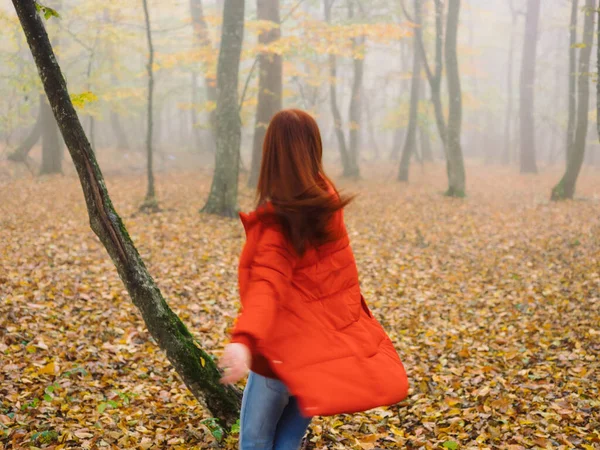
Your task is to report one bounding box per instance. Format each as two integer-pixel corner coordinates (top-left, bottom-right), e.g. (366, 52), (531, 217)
(231, 204), (409, 417)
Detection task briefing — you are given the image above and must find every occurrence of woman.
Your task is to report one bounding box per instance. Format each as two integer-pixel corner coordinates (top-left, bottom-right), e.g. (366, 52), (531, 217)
(219, 109), (409, 450)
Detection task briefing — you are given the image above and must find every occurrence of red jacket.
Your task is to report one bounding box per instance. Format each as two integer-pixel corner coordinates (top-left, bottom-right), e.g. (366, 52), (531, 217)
(231, 204), (409, 417)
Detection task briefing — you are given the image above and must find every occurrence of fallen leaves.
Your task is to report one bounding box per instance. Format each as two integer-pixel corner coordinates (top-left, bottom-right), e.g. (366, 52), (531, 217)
(1, 164), (599, 449)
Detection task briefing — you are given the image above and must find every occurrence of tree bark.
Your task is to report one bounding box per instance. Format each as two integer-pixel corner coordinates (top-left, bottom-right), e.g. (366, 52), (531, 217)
(364, 91), (380, 160)
(202, 0), (245, 217)
(248, 0), (282, 188)
(398, 0), (422, 182)
(419, 123), (433, 162)
(141, 0), (158, 211)
(12, 0), (241, 427)
(552, 0), (595, 200)
(190, 0), (217, 151)
(346, 0), (362, 179)
(444, 0), (466, 196)
(324, 0), (350, 175)
(519, 0), (541, 174)
(566, 0), (579, 163)
(8, 97), (42, 162)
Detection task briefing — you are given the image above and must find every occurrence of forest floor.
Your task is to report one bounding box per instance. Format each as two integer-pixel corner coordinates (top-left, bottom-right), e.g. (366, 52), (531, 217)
(0, 162), (599, 449)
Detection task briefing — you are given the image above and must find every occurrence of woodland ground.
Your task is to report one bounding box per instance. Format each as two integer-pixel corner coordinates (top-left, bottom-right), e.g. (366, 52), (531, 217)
(0, 156), (599, 449)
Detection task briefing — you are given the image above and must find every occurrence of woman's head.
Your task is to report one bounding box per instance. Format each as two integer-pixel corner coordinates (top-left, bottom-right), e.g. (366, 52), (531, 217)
(257, 109), (352, 254)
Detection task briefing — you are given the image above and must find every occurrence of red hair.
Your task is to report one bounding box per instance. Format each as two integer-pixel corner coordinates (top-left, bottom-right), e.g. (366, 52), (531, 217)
(256, 109), (352, 255)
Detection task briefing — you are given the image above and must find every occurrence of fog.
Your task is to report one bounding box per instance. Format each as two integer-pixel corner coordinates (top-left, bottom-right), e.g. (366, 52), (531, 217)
(0, 0), (598, 177)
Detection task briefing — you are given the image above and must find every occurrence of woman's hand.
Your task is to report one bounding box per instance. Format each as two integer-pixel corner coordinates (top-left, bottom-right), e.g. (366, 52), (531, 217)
(219, 343), (251, 384)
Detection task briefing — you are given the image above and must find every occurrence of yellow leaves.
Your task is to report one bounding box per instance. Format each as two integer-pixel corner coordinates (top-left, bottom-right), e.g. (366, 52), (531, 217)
(38, 360), (59, 376)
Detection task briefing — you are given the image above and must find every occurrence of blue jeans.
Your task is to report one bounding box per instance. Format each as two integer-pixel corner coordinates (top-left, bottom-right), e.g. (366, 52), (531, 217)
(239, 371), (312, 450)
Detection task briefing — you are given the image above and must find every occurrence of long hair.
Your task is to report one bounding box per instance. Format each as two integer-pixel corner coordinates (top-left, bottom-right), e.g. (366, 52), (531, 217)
(256, 109), (353, 255)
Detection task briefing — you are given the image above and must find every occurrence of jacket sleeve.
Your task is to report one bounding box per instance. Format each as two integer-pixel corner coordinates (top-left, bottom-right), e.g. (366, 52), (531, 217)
(231, 227), (295, 350)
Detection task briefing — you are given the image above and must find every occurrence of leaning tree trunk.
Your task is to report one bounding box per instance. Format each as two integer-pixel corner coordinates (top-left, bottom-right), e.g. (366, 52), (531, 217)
(190, 0), (218, 151)
(12, 0), (241, 427)
(324, 0), (350, 174)
(202, 0), (245, 217)
(346, 0), (363, 179)
(8, 96), (42, 162)
(566, 0), (579, 164)
(519, 0), (541, 174)
(551, 0), (595, 200)
(39, 96), (62, 175)
(398, 0), (422, 182)
(444, 0), (466, 197)
(248, 0), (282, 188)
(141, 0), (158, 211)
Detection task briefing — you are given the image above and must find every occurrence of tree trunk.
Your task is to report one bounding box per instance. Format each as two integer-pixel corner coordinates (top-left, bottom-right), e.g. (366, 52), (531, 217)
(12, 0), (242, 427)
(39, 96), (62, 175)
(420, 124), (433, 162)
(566, 0), (579, 163)
(346, 0), (363, 179)
(503, 2), (518, 165)
(141, 0), (158, 211)
(202, 0), (244, 217)
(190, 0), (218, 151)
(552, 0), (595, 200)
(8, 97), (42, 162)
(416, 0), (447, 159)
(444, 0), (466, 196)
(519, 0), (541, 174)
(324, 0), (350, 174)
(248, 0), (282, 188)
(365, 91), (380, 160)
(110, 109), (130, 151)
(398, 0), (422, 182)
(190, 71), (201, 150)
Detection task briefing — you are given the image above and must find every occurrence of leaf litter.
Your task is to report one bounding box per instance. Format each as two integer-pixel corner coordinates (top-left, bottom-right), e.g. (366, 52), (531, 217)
(0, 165), (599, 449)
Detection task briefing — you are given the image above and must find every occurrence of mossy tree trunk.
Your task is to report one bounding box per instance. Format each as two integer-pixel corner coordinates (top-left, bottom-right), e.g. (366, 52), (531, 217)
(8, 95), (42, 162)
(444, 0), (466, 197)
(552, 0), (595, 200)
(141, 0), (158, 211)
(201, 0), (245, 217)
(324, 0), (350, 175)
(12, 0), (241, 427)
(398, 0), (422, 182)
(248, 0), (282, 188)
(519, 0), (541, 174)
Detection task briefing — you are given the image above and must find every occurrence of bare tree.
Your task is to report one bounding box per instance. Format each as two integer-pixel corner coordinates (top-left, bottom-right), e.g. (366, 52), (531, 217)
(248, 0), (282, 188)
(202, 0), (245, 216)
(519, 0), (541, 174)
(346, 0), (363, 179)
(552, 0), (596, 200)
(503, 0), (520, 165)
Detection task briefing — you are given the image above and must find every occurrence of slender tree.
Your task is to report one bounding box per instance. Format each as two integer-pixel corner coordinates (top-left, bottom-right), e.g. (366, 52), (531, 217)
(519, 0), (541, 174)
(414, 0), (447, 158)
(248, 0), (282, 188)
(190, 0), (218, 150)
(552, 0), (596, 200)
(140, 0), (158, 211)
(202, 0), (245, 216)
(324, 0), (351, 175)
(503, 0), (519, 165)
(346, 0), (363, 179)
(566, 0), (579, 163)
(398, 0), (422, 182)
(444, 0), (466, 196)
(11, 0), (241, 426)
